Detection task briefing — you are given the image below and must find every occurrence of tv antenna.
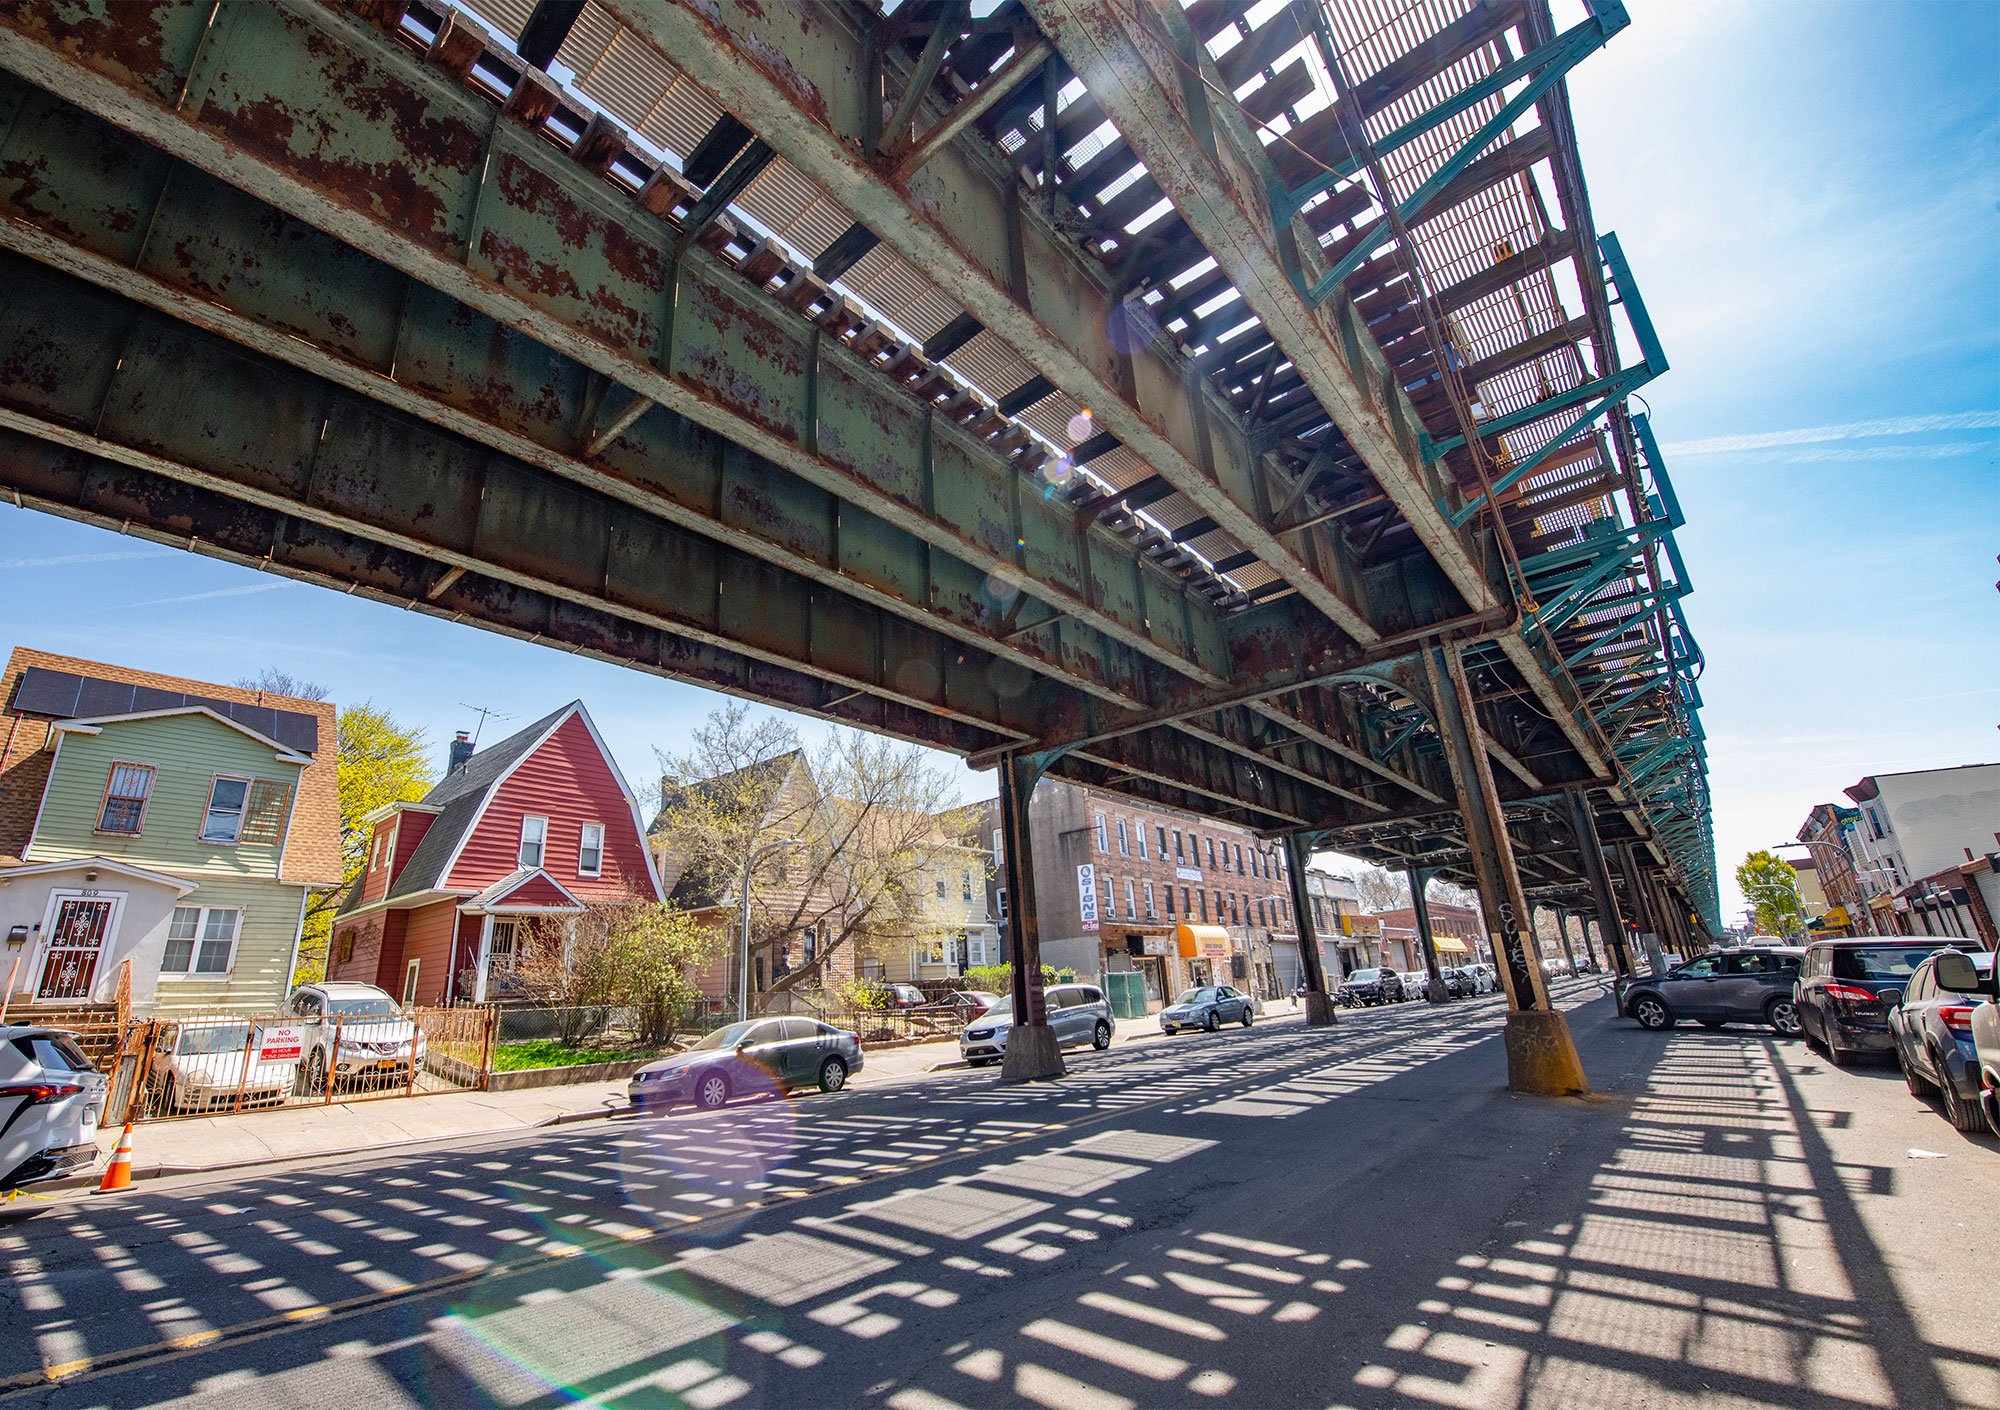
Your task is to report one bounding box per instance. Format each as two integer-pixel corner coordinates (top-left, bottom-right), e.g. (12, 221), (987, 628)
(459, 703), (514, 747)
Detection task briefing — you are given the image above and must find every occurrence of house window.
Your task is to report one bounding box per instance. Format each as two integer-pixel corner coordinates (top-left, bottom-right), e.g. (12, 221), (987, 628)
(578, 823), (605, 877)
(936, 878), (947, 900)
(1095, 815), (1107, 852)
(1234, 844), (1244, 873)
(1101, 877), (1114, 912)
(1198, 891), (1208, 922)
(1174, 831), (1185, 860)
(1125, 880), (1136, 920)
(241, 781), (291, 846)
(1165, 885), (1176, 917)
(962, 872), (973, 902)
(1182, 886), (1191, 916)
(1144, 881), (1156, 918)
(968, 930), (996, 966)
(1207, 838), (1217, 869)
(1135, 821), (1147, 859)
(162, 906), (241, 976)
(371, 834), (385, 872)
(996, 888), (1008, 920)
(1156, 826), (1167, 858)
(992, 827), (1003, 859)
(518, 815), (548, 868)
(200, 777), (250, 843)
(1116, 819), (1129, 856)
(335, 930), (355, 965)
(97, 762), (155, 835)
(1257, 899), (1267, 926)
(403, 959), (421, 1007)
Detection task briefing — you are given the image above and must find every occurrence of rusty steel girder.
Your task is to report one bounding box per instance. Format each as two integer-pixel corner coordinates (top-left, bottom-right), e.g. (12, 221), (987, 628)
(0, 0), (1493, 817)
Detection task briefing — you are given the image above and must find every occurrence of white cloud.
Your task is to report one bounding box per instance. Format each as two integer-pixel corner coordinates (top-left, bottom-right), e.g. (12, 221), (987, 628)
(108, 582), (291, 611)
(1662, 410), (2000, 457)
(0, 549), (171, 569)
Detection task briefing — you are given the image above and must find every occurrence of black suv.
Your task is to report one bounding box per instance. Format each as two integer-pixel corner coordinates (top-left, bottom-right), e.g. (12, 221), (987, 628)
(1622, 947), (1805, 1034)
(1337, 967), (1404, 1006)
(1797, 937), (1953, 1066)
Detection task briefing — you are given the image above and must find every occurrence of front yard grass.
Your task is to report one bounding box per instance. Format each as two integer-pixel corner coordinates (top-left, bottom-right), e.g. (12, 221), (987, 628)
(492, 1038), (668, 1072)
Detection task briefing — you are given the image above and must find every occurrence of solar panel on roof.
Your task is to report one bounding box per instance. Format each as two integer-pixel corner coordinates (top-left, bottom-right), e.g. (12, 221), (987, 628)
(7, 667), (321, 753)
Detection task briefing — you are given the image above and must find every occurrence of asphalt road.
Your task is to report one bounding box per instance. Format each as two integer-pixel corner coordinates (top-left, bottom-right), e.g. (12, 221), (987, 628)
(4, 983), (1995, 1410)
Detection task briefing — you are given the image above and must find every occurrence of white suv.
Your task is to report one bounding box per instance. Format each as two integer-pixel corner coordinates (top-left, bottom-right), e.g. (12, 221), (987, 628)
(1, 1025), (109, 1191)
(959, 983), (1114, 1066)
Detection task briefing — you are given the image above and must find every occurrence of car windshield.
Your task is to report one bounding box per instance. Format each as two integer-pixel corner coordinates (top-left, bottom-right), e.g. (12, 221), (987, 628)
(691, 1022), (758, 1050)
(981, 997), (1012, 1017)
(177, 1024), (252, 1055)
(1834, 946), (1941, 982)
(327, 995), (399, 1017)
(1173, 989), (1212, 1004)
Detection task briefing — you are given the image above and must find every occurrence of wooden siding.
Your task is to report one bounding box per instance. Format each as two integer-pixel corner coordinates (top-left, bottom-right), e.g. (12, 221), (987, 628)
(0, 647), (340, 885)
(397, 901), (460, 1005)
(445, 713), (658, 903)
(150, 873), (310, 1017)
(356, 808), (437, 905)
(28, 714), (304, 882)
(491, 873), (577, 907)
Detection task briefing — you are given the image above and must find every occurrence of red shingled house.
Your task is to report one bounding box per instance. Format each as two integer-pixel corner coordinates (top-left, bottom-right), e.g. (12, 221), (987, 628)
(327, 702), (662, 1005)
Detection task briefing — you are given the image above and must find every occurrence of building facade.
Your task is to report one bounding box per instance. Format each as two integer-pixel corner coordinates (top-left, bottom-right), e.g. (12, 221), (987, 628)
(328, 702), (662, 1005)
(1844, 764), (2000, 943)
(978, 781), (1297, 1007)
(1368, 900), (1487, 972)
(1794, 803), (1868, 936)
(0, 649), (339, 1015)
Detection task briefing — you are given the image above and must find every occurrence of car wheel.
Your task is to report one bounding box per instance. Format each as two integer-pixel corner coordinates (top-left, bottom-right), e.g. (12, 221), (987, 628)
(1980, 1080), (2000, 1139)
(1826, 1041), (1852, 1067)
(695, 1071), (732, 1110)
(1631, 995), (1673, 1031)
(1203, 1010), (1220, 1032)
(1899, 1042), (1935, 1098)
(1936, 1055), (1983, 1132)
(1764, 998), (1803, 1038)
(1239, 1006), (1253, 1028)
(1092, 1021), (1111, 1051)
(818, 1057), (848, 1093)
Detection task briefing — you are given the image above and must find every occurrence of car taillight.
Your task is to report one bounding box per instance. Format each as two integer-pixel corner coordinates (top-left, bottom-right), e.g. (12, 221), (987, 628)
(1940, 1006), (1974, 1032)
(0, 1083), (83, 1105)
(1823, 983), (1878, 1004)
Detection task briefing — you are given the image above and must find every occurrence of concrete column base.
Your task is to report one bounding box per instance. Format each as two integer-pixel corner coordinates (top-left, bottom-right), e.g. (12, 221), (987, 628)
(1425, 979), (1450, 1003)
(999, 1023), (1066, 1082)
(1302, 991), (1337, 1027)
(1503, 1010), (1590, 1097)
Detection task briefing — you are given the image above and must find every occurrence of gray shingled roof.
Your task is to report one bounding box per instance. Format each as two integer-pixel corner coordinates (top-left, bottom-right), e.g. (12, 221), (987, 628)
(333, 703), (578, 919)
(653, 751), (802, 909)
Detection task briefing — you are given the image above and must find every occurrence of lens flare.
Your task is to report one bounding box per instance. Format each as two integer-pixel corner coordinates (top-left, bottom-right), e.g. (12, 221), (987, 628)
(1065, 409), (1094, 443)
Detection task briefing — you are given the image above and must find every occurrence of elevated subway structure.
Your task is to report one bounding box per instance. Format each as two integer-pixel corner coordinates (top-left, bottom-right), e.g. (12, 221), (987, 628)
(0, 0), (1713, 1089)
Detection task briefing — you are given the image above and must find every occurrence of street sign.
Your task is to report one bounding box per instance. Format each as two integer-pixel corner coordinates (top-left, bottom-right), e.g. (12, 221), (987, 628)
(256, 1025), (304, 1063)
(1077, 864), (1098, 932)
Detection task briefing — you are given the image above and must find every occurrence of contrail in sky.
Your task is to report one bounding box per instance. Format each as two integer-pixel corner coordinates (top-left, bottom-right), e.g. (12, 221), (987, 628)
(1663, 409), (2000, 456)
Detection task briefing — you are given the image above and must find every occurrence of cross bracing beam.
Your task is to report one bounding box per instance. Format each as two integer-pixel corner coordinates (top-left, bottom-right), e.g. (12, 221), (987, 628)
(0, 13), (1451, 810)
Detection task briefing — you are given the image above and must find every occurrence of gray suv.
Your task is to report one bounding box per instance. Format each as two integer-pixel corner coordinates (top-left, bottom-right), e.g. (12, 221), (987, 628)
(1624, 947), (1805, 1034)
(960, 983), (1113, 1066)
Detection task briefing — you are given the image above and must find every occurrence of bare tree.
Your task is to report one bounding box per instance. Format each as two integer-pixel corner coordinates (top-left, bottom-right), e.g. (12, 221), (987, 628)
(1350, 867), (1410, 912)
(652, 706), (965, 1000)
(235, 666), (331, 701)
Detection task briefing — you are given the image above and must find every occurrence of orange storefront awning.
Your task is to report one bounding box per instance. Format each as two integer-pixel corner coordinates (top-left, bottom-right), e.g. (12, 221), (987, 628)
(1176, 924), (1231, 959)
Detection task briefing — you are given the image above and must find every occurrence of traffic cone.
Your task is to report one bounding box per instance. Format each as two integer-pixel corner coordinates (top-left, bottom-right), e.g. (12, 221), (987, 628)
(96, 1122), (135, 1193)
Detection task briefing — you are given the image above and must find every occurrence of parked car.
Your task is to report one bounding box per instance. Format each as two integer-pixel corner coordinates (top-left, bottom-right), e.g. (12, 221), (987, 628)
(1971, 959), (2000, 1137)
(959, 984), (1113, 1066)
(1158, 985), (1254, 1034)
(925, 990), (1002, 1021)
(1464, 963), (1498, 994)
(0, 1025), (107, 1193)
(1796, 938), (1952, 1066)
(287, 982), (428, 1093)
(149, 1019), (297, 1113)
(1337, 968), (1403, 1006)
(1623, 946), (1805, 1034)
(870, 983), (927, 1010)
(1399, 970), (1436, 1001)
(631, 1017), (862, 1112)
(1442, 968), (1476, 999)
(1889, 949), (1995, 1133)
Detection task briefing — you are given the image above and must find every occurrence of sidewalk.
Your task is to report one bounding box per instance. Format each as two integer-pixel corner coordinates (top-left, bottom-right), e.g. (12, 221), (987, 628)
(81, 1001), (1304, 1186)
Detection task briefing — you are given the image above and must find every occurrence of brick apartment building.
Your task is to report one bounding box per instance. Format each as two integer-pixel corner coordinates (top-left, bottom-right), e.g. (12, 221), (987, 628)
(980, 781), (1298, 1007)
(1368, 899), (1487, 972)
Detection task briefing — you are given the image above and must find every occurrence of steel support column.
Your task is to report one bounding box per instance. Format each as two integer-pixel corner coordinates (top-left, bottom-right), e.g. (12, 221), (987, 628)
(996, 750), (1064, 1082)
(1284, 834), (1334, 1027)
(1566, 790), (1634, 980)
(1406, 866), (1448, 1003)
(1424, 647), (1587, 1095)
(1552, 906), (1578, 977)
(1617, 842), (1663, 975)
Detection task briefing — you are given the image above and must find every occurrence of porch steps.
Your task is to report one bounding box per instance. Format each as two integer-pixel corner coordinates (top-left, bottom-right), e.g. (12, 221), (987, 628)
(3, 999), (123, 1062)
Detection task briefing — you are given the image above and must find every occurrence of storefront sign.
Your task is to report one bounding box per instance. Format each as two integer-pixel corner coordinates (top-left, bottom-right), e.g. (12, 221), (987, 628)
(1139, 936), (1173, 956)
(1175, 866), (1203, 882)
(1077, 864), (1098, 932)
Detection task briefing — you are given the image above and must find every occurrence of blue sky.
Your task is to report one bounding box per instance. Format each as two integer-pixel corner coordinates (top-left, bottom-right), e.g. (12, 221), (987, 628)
(2, 0), (1994, 925)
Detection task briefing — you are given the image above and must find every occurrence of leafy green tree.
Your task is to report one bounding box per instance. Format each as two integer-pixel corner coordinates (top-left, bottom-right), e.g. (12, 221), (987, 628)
(292, 702), (433, 984)
(609, 901), (718, 1045)
(1736, 850), (1805, 936)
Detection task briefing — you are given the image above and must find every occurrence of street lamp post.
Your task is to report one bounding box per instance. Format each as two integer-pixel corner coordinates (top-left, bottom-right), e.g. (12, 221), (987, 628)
(738, 837), (802, 1023)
